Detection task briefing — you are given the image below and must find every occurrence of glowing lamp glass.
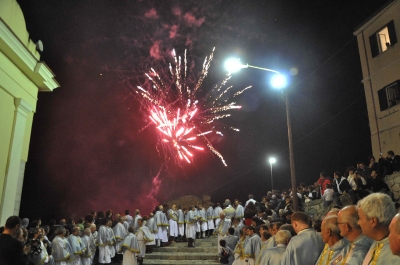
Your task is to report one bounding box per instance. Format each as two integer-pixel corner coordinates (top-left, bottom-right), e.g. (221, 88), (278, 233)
(270, 74), (287, 89)
(225, 58), (244, 73)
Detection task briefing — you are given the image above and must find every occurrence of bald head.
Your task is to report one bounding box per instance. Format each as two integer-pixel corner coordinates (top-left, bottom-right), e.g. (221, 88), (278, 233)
(326, 208), (340, 217)
(338, 206), (360, 230)
(389, 214), (400, 256)
(321, 216), (342, 246)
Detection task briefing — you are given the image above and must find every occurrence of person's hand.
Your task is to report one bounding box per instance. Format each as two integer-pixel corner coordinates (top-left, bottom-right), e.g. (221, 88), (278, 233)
(23, 245), (31, 255)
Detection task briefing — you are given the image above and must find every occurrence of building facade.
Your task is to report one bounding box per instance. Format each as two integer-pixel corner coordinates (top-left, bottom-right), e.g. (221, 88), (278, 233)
(354, 0), (400, 157)
(0, 0), (59, 224)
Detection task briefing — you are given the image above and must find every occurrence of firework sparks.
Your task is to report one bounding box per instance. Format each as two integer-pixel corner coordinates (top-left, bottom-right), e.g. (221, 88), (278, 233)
(133, 48), (251, 166)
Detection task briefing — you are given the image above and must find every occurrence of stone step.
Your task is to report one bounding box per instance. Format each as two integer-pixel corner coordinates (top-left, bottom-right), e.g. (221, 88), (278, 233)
(171, 241), (218, 247)
(145, 252), (218, 261)
(153, 246), (217, 253)
(143, 260), (220, 265)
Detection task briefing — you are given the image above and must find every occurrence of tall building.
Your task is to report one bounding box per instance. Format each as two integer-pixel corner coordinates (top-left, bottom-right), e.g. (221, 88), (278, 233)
(354, 0), (400, 157)
(0, 0), (59, 224)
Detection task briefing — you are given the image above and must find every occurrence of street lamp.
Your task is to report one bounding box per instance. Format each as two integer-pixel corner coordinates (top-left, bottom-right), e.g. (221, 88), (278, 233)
(268, 157), (276, 190)
(225, 58), (298, 211)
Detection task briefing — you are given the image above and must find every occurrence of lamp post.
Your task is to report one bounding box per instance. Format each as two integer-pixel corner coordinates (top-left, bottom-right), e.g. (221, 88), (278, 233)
(225, 58), (298, 211)
(268, 157), (276, 190)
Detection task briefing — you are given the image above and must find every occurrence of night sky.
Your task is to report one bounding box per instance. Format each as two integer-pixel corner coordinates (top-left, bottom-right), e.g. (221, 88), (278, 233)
(17, 0), (389, 222)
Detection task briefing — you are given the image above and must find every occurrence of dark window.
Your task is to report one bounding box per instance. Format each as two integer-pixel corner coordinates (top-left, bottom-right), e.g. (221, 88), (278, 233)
(370, 20), (397, 58)
(377, 80), (400, 111)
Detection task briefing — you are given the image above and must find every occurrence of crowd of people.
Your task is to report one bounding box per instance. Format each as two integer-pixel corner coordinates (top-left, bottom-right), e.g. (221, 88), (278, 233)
(0, 150), (400, 265)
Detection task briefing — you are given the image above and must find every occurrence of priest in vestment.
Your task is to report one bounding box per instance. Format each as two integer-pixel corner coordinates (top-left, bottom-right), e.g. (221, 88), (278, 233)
(120, 227), (140, 265)
(68, 227), (86, 265)
(133, 210), (142, 232)
(254, 224), (270, 265)
(259, 230), (291, 265)
(81, 228), (95, 265)
(216, 212), (231, 252)
(234, 200), (244, 221)
(280, 211), (324, 265)
(96, 218), (113, 264)
(213, 203), (223, 227)
(242, 226), (262, 265)
(177, 206), (185, 240)
(337, 206), (373, 265)
(358, 193), (400, 264)
(186, 206), (197, 247)
(168, 204), (179, 242)
(232, 227), (247, 265)
(136, 218), (154, 264)
(198, 204), (208, 239)
(206, 204), (215, 237)
(315, 216), (349, 265)
(154, 205), (169, 247)
(113, 216), (128, 263)
(223, 200), (236, 220)
(52, 227), (72, 265)
(145, 213), (156, 253)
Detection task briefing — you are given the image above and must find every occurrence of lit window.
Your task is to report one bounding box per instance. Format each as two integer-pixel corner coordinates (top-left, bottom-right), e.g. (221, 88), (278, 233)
(377, 26), (391, 52)
(378, 81), (400, 111)
(369, 20), (397, 58)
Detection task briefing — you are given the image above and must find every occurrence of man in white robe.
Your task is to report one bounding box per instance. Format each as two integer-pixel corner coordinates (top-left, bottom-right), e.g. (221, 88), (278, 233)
(198, 204), (208, 239)
(186, 206), (196, 247)
(89, 224), (97, 265)
(120, 227), (139, 265)
(52, 227), (72, 265)
(254, 224), (270, 265)
(177, 206), (185, 241)
(113, 216), (127, 263)
(124, 210), (134, 227)
(280, 212), (324, 265)
(168, 204), (179, 242)
(337, 206), (373, 264)
(315, 216), (349, 265)
(145, 213), (156, 253)
(68, 227), (86, 265)
(223, 200), (236, 220)
(260, 230), (291, 265)
(96, 219), (112, 264)
(266, 222), (283, 249)
(193, 206), (201, 239)
(357, 193), (400, 264)
(243, 226), (262, 265)
(106, 220), (116, 259)
(154, 205), (169, 247)
(206, 204), (215, 237)
(136, 218), (154, 265)
(234, 200), (244, 221)
(133, 210), (142, 232)
(81, 228), (95, 265)
(216, 212), (231, 252)
(213, 203), (223, 227)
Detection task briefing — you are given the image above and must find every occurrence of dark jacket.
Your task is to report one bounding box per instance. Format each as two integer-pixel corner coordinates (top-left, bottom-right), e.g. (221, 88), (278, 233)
(332, 177), (352, 194)
(366, 177), (390, 192)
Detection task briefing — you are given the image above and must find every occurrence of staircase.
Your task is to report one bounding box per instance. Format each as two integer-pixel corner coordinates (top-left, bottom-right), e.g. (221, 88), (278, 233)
(144, 236), (220, 265)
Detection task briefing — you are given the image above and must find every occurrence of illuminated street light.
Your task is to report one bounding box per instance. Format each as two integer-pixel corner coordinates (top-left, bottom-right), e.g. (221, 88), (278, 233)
(270, 74), (288, 89)
(226, 59), (298, 211)
(269, 157), (276, 190)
